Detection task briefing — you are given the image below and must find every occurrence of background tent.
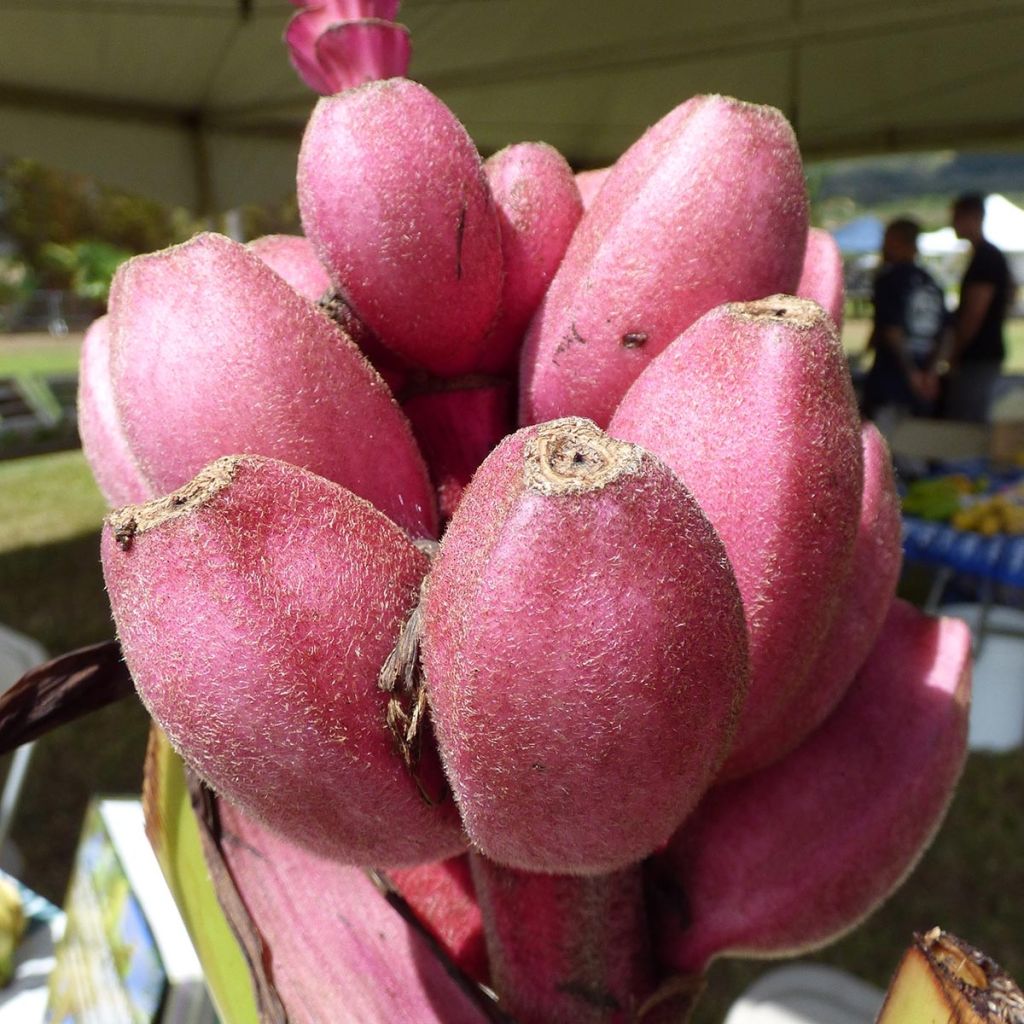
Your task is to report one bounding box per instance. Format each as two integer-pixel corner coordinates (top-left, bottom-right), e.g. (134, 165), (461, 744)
(4, 1), (1024, 212)
(832, 216), (885, 255)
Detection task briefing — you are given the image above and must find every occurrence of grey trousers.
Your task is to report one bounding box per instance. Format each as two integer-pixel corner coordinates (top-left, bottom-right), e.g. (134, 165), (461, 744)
(943, 362), (1002, 423)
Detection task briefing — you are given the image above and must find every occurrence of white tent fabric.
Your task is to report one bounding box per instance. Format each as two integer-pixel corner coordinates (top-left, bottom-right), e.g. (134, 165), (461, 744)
(4, 1), (1024, 212)
(919, 195), (1024, 257)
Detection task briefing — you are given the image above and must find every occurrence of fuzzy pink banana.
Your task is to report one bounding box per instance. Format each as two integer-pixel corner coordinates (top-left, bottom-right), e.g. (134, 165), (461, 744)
(246, 234), (413, 395)
(521, 94), (809, 427)
(102, 455), (463, 866)
(107, 232), (436, 538)
(402, 383), (514, 521)
(77, 315), (153, 507)
(574, 167), (610, 210)
(247, 233), (331, 302)
(609, 296), (862, 779)
(477, 142), (583, 375)
(421, 418), (749, 875)
(797, 227), (845, 330)
(722, 422), (903, 777)
(249, 234), (410, 394)
(298, 79), (503, 376)
(652, 600), (972, 973)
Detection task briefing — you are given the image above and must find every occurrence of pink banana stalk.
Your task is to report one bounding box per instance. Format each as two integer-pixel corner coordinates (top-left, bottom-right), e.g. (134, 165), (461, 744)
(215, 799), (492, 1024)
(386, 856), (490, 985)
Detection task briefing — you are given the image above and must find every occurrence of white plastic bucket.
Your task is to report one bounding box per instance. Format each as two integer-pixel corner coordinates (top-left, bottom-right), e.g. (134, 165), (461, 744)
(0, 624), (44, 691)
(941, 603), (1024, 752)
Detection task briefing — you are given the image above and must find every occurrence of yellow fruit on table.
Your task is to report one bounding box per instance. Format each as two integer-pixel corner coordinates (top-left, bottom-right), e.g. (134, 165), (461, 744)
(0, 878), (25, 987)
(1001, 505), (1024, 532)
(978, 513), (1002, 536)
(953, 508), (979, 531)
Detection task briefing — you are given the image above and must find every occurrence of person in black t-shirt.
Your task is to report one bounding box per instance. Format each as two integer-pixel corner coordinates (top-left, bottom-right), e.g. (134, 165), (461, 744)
(863, 218), (947, 432)
(943, 193), (1014, 422)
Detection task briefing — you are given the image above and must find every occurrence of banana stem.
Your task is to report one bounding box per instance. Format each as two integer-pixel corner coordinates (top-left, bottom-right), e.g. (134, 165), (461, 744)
(470, 852), (701, 1023)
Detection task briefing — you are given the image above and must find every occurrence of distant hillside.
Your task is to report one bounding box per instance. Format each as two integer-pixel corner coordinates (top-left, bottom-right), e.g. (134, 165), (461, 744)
(812, 150), (1024, 205)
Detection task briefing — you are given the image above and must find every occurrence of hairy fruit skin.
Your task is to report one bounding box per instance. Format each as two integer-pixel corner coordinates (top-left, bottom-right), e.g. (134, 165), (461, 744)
(610, 297), (863, 780)
(77, 315), (153, 507)
(107, 232), (437, 539)
(574, 167), (610, 210)
(653, 600), (972, 973)
(520, 94), (809, 427)
(247, 233), (331, 302)
(479, 142), (583, 375)
(797, 227), (845, 330)
(103, 455), (464, 866)
(421, 418), (750, 875)
(723, 422), (903, 777)
(298, 79), (504, 376)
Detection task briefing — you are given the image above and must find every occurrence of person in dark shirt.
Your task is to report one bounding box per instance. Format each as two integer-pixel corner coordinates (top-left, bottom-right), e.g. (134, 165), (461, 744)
(863, 218), (947, 432)
(942, 192), (1013, 422)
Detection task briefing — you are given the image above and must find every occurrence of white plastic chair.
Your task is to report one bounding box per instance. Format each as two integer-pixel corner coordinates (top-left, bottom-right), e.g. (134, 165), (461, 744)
(724, 963), (884, 1024)
(0, 625), (45, 853)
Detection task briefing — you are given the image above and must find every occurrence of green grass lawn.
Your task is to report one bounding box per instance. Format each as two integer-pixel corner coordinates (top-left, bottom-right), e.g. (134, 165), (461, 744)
(0, 348), (1022, 1009)
(0, 333), (83, 378)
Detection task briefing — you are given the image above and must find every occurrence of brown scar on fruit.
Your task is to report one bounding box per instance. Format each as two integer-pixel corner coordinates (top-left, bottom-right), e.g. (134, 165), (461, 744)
(553, 321), (587, 364)
(621, 331), (648, 349)
(729, 294), (822, 329)
(524, 418), (642, 496)
(455, 201), (467, 280)
(318, 288), (379, 350)
(108, 456), (239, 550)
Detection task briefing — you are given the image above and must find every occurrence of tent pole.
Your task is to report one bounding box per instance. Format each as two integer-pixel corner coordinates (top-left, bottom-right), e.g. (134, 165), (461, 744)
(185, 113), (215, 220)
(787, 0), (802, 136)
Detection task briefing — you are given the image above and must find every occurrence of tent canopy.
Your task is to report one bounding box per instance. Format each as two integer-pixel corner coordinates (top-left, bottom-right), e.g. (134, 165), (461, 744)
(4, 1), (1024, 212)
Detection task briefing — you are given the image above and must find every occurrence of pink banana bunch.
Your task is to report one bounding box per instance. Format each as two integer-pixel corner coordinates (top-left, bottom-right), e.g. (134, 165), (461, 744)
(82, 73), (975, 1024)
